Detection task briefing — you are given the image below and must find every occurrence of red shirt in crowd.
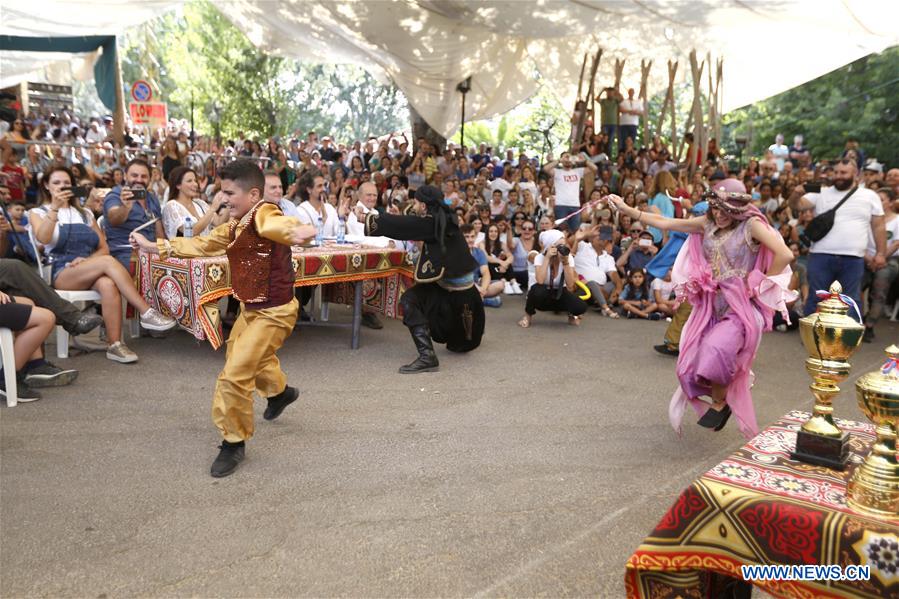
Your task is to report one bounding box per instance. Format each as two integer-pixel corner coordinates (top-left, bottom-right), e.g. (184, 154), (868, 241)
(1, 163), (26, 202)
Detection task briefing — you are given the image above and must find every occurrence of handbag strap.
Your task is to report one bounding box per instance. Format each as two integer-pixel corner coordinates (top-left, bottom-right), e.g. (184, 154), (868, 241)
(829, 186), (859, 213)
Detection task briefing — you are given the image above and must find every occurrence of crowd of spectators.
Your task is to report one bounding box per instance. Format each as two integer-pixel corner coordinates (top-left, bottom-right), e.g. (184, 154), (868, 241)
(1, 98), (898, 399)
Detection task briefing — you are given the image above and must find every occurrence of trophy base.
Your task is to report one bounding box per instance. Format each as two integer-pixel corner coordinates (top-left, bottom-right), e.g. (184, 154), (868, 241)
(791, 429), (850, 470)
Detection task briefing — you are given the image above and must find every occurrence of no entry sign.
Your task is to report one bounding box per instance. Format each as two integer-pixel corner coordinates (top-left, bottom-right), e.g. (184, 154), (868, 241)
(131, 80), (153, 102)
(129, 102), (168, 129)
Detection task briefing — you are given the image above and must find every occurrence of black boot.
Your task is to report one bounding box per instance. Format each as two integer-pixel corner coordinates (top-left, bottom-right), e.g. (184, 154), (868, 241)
(398, 325), (439, 374)
(210, 441), (245, 478)
(264, 385), (298, 421)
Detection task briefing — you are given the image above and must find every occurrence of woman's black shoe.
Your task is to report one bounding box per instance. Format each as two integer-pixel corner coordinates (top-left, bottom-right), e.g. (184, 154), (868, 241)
(714, 405), (733, 431)
(697, 404), (730, 429)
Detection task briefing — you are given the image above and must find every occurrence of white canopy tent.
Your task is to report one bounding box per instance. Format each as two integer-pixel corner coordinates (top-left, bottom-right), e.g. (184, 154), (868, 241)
(2, 1), (897, 138)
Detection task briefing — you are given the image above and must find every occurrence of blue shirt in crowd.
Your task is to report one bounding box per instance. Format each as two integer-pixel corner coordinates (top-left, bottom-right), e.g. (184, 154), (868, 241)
(103, 185), (162, 268)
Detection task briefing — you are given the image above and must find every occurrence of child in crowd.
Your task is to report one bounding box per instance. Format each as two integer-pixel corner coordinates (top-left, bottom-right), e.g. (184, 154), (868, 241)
(650, 268), (678, 316)
(462, 223), (503, 307)
(618, 268), (660, 319)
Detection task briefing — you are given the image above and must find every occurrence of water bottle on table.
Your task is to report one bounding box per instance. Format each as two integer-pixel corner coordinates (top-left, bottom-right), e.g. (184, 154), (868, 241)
(337, 217), (346, 244)
(315, 216), (324, 246)
(183, 216), (194, 238)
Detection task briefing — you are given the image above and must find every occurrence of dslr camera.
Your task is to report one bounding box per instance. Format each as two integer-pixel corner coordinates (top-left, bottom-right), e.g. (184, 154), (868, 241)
(557, 245), (571, 257)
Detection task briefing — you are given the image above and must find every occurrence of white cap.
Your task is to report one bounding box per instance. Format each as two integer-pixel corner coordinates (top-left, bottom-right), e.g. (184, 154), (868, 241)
(864, 160), (884, 173)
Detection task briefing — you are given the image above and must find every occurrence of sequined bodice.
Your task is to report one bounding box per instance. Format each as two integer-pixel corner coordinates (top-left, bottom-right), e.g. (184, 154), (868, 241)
(702, 218), (760, 318)
(702, 219), (759, 282)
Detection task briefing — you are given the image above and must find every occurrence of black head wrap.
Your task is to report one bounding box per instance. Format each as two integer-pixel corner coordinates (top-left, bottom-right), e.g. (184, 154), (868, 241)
(415, 184), (455, 253)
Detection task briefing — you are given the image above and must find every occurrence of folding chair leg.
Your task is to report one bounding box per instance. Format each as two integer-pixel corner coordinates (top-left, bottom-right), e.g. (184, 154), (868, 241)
(56, 326), (70, 359)
(891, 301), (899, 322)
(321, 301), (330, 322)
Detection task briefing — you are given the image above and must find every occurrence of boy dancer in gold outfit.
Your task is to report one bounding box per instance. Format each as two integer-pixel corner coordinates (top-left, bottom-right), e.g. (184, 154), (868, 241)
(131, 159), (315, 477)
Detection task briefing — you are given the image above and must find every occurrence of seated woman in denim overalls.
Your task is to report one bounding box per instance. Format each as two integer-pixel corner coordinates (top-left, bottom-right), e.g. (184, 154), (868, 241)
(29, 166), (176, 364)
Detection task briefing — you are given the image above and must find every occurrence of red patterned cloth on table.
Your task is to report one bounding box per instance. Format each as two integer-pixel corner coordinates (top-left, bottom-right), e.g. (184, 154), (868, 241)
(625, 410), (898, 599)
(136, 246), (414, 349)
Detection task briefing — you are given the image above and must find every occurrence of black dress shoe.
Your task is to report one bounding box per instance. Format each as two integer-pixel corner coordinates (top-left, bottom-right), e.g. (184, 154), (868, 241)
(863, 327), (875, 343)
(263, 386), (298, 421)
(654, 344), (679, 357)
(698, 404), (731, 429)
(210, 441), (245, 478)
(70, 312), (104, 335)
(361, 312), (383, 329)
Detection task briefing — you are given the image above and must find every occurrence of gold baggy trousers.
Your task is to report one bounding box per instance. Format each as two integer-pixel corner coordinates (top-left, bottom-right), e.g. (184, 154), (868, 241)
(212, 298), (298, 442)
(663, 300), (693, 350)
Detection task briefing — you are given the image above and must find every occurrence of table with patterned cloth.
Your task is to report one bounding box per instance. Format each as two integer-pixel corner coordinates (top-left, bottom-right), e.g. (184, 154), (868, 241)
(136, 246), (414, 349)
(625, 410), (898, 599)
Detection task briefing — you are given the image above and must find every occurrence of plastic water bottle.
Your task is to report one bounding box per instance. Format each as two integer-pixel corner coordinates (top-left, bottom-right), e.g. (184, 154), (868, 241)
(183, 216), (194, 238)
(337, 217), (346, 244)
(315, 216), (324, 246)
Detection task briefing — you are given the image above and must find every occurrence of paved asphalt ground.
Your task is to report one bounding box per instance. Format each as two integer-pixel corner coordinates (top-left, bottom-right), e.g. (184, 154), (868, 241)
(1, 296), (896, 598)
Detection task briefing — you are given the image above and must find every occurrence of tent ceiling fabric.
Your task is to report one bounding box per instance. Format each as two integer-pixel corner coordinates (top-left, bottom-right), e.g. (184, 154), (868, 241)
(218, 0), (898, 138)
(2, 1), (896, 139)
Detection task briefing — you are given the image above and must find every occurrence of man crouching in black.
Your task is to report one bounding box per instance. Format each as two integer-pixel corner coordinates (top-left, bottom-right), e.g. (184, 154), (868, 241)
(356, 184), (484, 373)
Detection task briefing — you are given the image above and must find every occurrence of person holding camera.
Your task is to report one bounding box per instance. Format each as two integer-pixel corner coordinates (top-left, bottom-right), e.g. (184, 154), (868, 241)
(102, 158), (164, 270)
(518, 229), (587, 328)
(28, 166), (176, 363)
(616, 229), (658, 276)
(788, 159), (886, 318)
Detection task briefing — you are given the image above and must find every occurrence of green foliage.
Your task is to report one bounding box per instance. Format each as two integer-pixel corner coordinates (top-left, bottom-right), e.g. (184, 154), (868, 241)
(722, 46), (899, 167)
(450, 85), (570, 155)
(116, 0), (409, 141)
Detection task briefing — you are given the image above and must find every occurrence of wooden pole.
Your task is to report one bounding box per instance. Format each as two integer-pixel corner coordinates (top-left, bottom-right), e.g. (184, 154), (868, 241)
(572, 47), (602, 152)
(688, 50), (705, 178)
(575, 53), (588, 108)
(613, 58), (625, 91)
(657, 60), (677, 143)
(113, 38), (126, 146)
(639, 59), (652, 147)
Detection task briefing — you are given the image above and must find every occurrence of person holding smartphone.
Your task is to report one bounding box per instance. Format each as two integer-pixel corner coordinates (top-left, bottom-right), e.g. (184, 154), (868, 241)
(102, 158), (164, 269)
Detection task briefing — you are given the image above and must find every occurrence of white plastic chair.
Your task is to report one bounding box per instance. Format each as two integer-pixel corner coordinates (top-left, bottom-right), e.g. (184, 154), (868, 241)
(0, 328), (17, 407)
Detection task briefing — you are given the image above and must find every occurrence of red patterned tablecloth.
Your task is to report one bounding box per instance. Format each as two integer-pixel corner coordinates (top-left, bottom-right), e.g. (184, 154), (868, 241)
(625, 410), (898, 599)
(136, 246), (414, 349)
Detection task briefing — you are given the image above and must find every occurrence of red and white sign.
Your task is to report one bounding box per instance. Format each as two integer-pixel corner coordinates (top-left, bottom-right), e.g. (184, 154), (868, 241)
(130, 80), (153, 102)
(129, 102), (168, 129)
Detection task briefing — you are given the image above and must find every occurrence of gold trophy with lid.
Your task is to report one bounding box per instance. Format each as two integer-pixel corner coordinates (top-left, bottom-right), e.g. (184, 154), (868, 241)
(846, 345), (899, 518)
(791, 282), (865, 470)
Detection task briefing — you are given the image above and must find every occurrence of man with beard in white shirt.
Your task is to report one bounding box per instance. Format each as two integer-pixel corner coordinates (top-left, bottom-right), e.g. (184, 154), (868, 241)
(789, 159), (886, 318)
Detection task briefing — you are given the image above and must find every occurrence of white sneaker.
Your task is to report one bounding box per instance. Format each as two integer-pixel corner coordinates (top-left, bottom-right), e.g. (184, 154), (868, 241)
(140, 308), (177, 331)
(503, 281), (514, 295)
(106, 341), (138, 363)
(511, 280), (523, 295)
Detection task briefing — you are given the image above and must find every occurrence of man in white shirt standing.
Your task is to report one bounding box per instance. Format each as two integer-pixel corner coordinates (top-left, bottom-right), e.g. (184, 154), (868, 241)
(542, 151), (597, 231)
(618, 88), (643, 151)
(789, 159), (887, 318)
(768, 134), (789, 172)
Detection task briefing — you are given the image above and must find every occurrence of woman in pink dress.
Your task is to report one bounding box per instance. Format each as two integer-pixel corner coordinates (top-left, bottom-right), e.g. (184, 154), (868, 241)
(608, 179), (796, 438)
